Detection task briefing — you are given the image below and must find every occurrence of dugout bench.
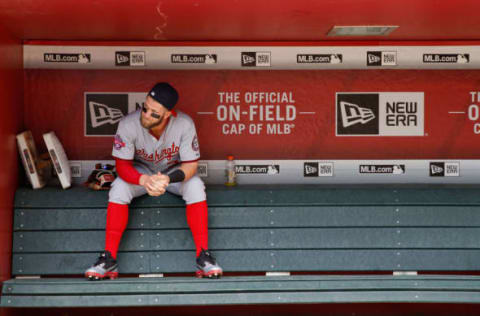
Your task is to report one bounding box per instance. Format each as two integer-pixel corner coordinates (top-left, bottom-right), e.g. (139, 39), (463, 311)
(2, 184), (480, 307)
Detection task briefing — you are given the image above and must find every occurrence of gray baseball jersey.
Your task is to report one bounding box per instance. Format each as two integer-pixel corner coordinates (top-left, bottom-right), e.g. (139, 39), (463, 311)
(112, 109), (200, 173)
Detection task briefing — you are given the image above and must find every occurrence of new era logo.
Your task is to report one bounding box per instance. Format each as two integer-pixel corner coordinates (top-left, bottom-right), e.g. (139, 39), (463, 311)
(430, 163), (444, 176)
(243, 55), (255, 63)
(115, 51), (145, 66)
(337, 94), (380, 135)
(85, 93), (129, 136)
(430, 162), (460, 177)
(70, 162), (82, 178)
(241, 52), (271, 67)
(368, 53), (381, 64)
(242, 52), (256, 66)
(197, 162), (208, 177)
(305, 165), (317, 174)
(89, 102), (124, 128)
(116, 52), (129, 65)
(336, 92), (423, 136)
(304, 162), (319, 177)
(340, 101), (376, 128)
(367, 51), (397, 66)
(304, 162), (334, 177)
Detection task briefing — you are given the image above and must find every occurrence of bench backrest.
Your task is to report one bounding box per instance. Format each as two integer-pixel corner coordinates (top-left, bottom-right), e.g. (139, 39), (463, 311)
(12, 185), (480, 276)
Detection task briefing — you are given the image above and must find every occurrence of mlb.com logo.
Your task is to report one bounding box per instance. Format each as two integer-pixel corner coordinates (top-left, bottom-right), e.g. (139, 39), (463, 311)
(44, 53), (91, 63)
(241, 52), (271, 67)
(297, 54), (343, 64)
(359, 164), (406, 175)
(336, 92), (424, 136)
(171, 54), (217, 64)
(423, 54), (469, 64)
(235, 164), (280, 175)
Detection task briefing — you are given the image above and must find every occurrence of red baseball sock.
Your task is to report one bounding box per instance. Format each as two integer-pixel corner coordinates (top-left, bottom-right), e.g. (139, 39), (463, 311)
(105, 202), (129, 259)
(186, 200), (209, 257)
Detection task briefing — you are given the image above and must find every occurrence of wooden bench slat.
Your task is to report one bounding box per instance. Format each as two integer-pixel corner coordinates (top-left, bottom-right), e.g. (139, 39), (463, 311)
(13, 228), (480, 253)
(4, 275), (480, 295)
(14, 206), (480, 231)
(4, 290), (480, 307)
(6, 274), (480, 284)
(11, 249), (480, 275)
(15, 186), (480, 209)
(270, 249), (480, 271)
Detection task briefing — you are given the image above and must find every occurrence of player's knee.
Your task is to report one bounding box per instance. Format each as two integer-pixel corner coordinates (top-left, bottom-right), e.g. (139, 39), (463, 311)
(183, 176), (205, 193)
(181, 176), (206, 204)
(109, 178), (135, 205)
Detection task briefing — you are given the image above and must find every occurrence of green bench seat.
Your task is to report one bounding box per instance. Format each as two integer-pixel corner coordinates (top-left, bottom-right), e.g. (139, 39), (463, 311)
(2, 185), (480, 307)
(4, 275), (480, 307)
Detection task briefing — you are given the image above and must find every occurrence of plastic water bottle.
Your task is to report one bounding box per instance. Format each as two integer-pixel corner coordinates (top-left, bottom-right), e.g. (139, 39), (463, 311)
(225, 155), (236, 186)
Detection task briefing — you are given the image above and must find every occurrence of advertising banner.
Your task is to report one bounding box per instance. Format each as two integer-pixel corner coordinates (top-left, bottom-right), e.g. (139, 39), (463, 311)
(23, 68), (480, 183)
(24, 69), (480, 160)
(25, 45), (480, 69)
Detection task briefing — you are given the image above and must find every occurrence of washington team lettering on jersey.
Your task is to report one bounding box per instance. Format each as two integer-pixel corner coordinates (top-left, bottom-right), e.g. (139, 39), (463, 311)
(112, 110), (200, 173)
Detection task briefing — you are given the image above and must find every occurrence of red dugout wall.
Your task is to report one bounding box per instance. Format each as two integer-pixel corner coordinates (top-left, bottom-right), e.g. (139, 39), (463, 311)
(0, 24), (23, 316)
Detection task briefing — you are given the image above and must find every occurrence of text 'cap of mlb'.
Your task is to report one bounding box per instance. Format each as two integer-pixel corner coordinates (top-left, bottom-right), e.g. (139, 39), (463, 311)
(148, 82), (179, 110)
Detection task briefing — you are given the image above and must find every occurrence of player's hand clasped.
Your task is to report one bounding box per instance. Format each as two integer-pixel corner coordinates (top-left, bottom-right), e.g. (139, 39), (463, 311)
(140, 173), (170, 196)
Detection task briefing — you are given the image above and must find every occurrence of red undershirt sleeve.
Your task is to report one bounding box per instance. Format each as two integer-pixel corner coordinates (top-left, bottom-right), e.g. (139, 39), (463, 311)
(115, 158), (142, 185)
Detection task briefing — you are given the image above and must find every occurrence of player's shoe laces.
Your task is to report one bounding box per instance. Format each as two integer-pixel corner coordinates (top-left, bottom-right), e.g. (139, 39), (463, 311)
(195, 249), (223, 278)
(85, 251), (119, 280)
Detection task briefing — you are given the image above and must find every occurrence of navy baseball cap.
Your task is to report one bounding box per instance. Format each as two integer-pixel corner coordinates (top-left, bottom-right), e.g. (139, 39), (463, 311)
(148, 82), (179, 110)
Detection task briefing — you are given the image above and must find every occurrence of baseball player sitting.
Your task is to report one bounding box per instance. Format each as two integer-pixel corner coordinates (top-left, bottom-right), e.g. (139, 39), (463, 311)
(85, 82), (223, 280)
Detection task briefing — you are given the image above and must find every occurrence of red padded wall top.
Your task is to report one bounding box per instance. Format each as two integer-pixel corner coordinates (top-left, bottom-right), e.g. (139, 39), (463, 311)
(0, 0), (479, 42)
(0, 24), (23, 282)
